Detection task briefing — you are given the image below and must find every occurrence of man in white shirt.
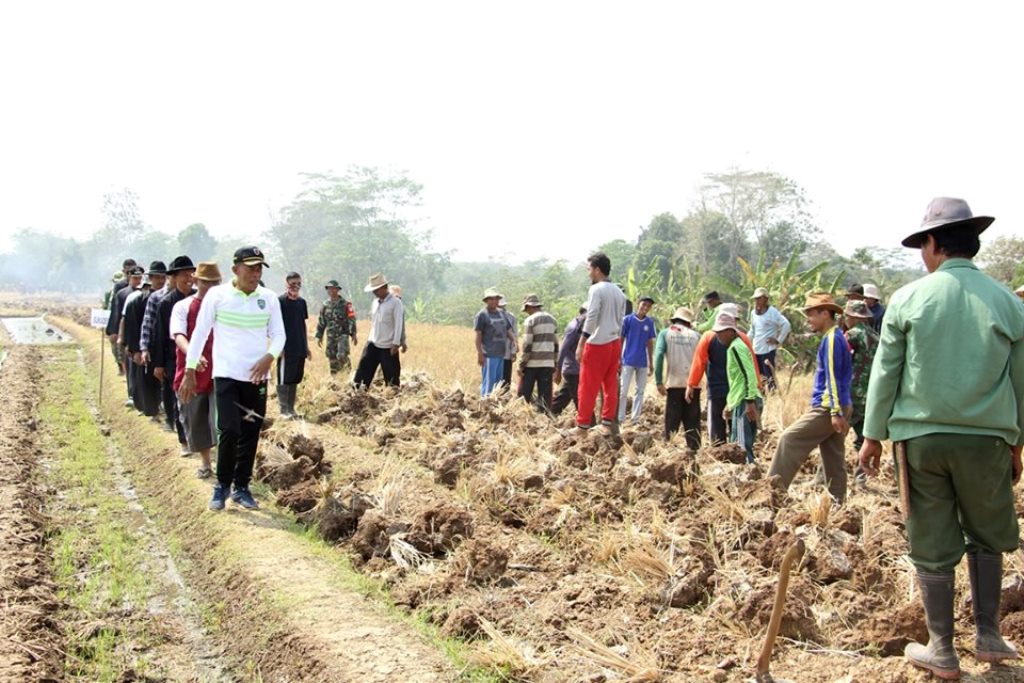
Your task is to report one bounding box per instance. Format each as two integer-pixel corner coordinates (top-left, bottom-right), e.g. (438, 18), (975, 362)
(748, 288), (791, 391)
(353, 273), (405, 389)
(179, 246), (286, 511)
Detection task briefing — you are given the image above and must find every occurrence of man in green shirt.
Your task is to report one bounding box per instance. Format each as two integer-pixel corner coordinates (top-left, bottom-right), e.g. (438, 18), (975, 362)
(860, 197), (1024, 680)
(713, 312), (762, 463)
(696, 290), (723, 333)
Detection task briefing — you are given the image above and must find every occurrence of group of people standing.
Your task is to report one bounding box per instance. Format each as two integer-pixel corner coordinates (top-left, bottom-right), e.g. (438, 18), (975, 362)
(106, 247), (405, 511)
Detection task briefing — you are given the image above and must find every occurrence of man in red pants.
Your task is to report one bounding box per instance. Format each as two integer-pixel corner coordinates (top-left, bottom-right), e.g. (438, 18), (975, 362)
(575, 252), (627, 434)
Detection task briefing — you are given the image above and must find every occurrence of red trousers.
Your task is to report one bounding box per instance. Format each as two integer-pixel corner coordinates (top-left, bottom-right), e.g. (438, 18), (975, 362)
(576, 339), (622, 427)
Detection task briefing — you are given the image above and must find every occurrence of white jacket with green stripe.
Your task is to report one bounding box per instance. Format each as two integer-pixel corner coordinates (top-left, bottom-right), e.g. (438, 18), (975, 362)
(186, 283), (286, 383)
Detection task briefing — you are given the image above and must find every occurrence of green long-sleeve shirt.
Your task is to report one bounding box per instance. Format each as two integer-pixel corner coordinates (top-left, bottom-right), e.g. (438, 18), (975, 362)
(696, 303), (722, 333)
(863, 259), (1024, 446)
(725, 336), (762, 410)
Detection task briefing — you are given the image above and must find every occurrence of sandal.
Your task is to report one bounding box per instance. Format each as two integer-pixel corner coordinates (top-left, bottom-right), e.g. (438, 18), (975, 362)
(196, 467), (213, 479)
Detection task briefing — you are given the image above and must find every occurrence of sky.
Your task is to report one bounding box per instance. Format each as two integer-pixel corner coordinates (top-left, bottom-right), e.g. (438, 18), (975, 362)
(1, 1), (1021, 265)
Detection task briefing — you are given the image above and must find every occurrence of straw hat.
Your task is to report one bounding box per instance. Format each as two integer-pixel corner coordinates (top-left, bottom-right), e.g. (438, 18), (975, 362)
(364, 273), (389, 292)
(671, 307), (694, 323)
(802, 292), (843, 314)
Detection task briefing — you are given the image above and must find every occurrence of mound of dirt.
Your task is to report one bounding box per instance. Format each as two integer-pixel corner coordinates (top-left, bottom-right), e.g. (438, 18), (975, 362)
(706, 443), (748, 464)
(407, 503), (473, 555)
(276, 480), (322, 514)
(454, 538), (509, 585)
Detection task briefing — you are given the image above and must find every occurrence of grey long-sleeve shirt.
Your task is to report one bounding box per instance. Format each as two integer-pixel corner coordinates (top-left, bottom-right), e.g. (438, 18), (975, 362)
(582, 281), (627, 346)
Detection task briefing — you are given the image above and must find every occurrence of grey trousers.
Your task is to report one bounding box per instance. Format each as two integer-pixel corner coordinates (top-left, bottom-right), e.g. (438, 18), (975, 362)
(767, 407), (847, 502)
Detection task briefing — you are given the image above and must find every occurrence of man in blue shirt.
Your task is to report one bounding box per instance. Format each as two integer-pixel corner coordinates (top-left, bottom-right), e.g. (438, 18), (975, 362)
(618, 296), (658, 425)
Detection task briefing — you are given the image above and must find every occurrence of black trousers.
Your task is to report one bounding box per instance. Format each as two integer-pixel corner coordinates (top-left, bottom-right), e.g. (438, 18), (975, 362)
(665, 387), (702, 451)
(708, 393), (728, 445)
(551, 373), (580, 415)
(132, 357), (161, 417)
(214, 378), (267, 489)
(162, 360), (186, 444)
(502, 359), (513, 391)
(353, 344), (400, 389)
(518, 366), (554, 412)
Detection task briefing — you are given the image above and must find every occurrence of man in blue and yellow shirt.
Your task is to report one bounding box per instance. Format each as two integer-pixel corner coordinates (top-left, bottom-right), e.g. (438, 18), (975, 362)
(767, 292), (852, 502)
(860, 198), (1024, 679)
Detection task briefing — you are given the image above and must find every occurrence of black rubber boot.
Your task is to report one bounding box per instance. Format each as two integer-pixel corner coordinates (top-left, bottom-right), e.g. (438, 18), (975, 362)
(905, 570), (960, 680)
(968, 550), (1019, 663)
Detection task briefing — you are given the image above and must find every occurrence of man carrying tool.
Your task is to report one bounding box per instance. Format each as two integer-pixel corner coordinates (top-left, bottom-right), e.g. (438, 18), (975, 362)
(860, 198), (1024, 680)
(180, 246), (285, 511)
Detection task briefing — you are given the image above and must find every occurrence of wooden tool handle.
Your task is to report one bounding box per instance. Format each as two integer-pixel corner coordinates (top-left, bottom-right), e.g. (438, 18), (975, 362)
(756, 539), (806, 679)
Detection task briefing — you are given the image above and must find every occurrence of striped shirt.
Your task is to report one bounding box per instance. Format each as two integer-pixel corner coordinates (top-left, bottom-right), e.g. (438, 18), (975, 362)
(519, 311), (559, 369)
(810, 326), (853, 415)
(185, 282), (286, 383)
(139, 285), (170, 352)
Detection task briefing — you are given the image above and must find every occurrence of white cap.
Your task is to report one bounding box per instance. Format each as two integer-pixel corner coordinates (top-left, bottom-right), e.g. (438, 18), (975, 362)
(863, 283), (881, 300)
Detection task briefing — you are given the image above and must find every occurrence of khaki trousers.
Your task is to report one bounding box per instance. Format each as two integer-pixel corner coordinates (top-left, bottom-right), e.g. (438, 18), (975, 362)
(768, 407), (847, 502)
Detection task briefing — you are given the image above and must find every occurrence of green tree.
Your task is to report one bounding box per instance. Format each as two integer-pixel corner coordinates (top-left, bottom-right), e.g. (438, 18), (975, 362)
(978, 236), (1024, 285)
(632, 212), (684, 286)
(594, 239), (636, 276)
(177, 223), (218, 261)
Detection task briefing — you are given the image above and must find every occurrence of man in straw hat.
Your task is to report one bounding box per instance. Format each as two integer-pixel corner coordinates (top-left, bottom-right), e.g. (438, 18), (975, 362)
(180, 246), (285, 511)
(713, 311), (762, 462)
(353, 273), (404, 389)
(767, 292), (853, 502)
(749, 287), (791, 392)
(655, 307), (701, 449)
(475, 288), (515, 396)
(517, 294), (559, 412)
(171, 261), (222, 479)
(860, 198), (1024, 679)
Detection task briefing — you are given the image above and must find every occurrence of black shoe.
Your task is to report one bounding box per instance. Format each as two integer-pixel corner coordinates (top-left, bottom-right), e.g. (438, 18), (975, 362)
(209, 483), (230, 511)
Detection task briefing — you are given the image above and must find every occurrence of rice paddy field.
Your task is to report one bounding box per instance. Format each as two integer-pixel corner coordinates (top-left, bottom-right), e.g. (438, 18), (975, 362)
(4, 307), (1024, 682)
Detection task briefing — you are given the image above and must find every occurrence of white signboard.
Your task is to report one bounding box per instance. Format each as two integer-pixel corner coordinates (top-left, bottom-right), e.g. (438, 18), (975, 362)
(90, 308), (111, 329)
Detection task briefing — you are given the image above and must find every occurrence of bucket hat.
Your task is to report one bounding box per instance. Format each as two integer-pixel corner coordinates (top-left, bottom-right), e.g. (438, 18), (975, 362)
(521, 294), (543, 311)
(711, 312), (739, 333)
(364, 273), (389, 292)
(862, 283), (881, 300)
(844, 300), (873, 319)
(671, 306), (694, 323)
(194, 262), (222, 282)
(751, 287), (769, 299)
(111, 270), (124, 282)
(802, 292), (843, 315)
(482, 287), (502, 302)
(902, 197), (994, 248)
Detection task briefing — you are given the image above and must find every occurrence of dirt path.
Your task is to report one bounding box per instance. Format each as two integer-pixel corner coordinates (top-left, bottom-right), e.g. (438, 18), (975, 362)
(0, 344), (61, 682)
(64, 318), (456, 682)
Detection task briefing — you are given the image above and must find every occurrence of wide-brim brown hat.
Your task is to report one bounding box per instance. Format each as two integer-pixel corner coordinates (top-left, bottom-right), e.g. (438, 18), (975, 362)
(364, 273), (389, 292)
(194, 261), (222, 282)
(901, 197), (994, 248)
(803, 292), (843, 314)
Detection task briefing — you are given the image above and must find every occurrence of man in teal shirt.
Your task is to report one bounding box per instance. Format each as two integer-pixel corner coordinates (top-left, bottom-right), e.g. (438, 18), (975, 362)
(860, 197), (1024, 679)
(713, 312), (762, 463)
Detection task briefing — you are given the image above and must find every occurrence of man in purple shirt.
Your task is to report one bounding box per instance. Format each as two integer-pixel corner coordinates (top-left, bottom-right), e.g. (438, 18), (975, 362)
(553, 305), (586, 416)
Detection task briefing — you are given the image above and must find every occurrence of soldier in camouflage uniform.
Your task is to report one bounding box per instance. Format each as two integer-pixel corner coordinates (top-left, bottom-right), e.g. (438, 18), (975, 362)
(315, 280), (358, 373)
(844, 299), (879, 451)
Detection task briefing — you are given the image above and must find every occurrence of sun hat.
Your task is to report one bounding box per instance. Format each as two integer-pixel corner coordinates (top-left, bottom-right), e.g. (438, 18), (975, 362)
(844, 300), (873, 320)
(482, 287), (502, 302)
(711, 312), (739, 333)
(902, 197), (994, 248)
(720, 303), (740, 317)
(111, 270), (124, 282)
(364, 273), (389, 292)
(521, 294), (543, 311)
(862, 283), (881, 300)
(194, 262), (222, 282)
(671, 306), (694, 323)
(167, 255), (196, 274)
(802, 292), (843, 315)
(751, 287), (769, 299)
(233, 246), (269, 268)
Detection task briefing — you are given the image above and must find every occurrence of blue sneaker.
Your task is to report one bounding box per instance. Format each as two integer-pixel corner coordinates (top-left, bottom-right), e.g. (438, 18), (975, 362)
(231, 487), (260, 510)
(209, 483), (230, 511)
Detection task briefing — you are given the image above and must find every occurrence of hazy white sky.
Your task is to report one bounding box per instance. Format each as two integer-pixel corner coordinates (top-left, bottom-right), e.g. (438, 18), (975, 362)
(1, 1), (1021, 265)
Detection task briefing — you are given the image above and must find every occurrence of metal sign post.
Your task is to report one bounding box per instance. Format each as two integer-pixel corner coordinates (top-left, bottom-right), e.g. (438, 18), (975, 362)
(90, 308), (111, 407)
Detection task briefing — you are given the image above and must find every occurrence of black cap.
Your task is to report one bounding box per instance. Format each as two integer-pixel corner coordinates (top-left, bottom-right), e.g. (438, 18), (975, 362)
(846, 284), (864, 296)
(703, 291), (720, 302)
(128, 265), (145, 276)
(148, 261), (167, 275)
(638, 295), (655, 305)
(233, 246), (269, 268)
(325, 279), (341, 289)
(167, 255), (196, 274)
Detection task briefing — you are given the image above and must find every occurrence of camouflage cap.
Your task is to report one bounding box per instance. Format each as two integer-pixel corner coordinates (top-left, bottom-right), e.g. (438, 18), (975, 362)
(325, 280), (341, 289)
(844, 300), (873, 320)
